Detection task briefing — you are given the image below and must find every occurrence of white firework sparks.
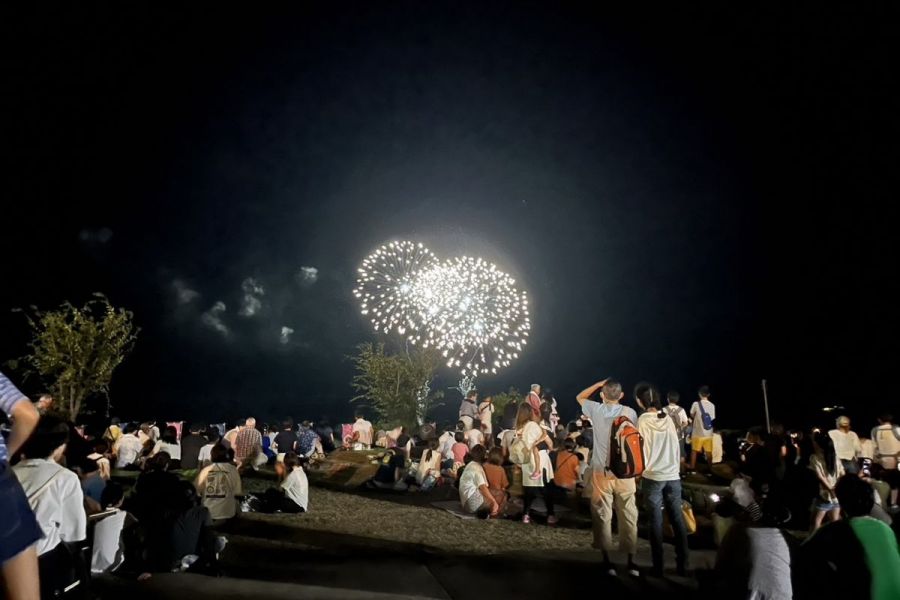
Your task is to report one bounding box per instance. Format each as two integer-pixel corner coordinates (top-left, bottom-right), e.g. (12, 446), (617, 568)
(353, 241), (438, 340)
(354, 242), (530, 376)
(413, 256), (530, 376)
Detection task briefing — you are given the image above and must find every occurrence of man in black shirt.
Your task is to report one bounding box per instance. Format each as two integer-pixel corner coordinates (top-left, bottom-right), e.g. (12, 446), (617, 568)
(180, 424), (207, 470)
(273, 419), (298, 455)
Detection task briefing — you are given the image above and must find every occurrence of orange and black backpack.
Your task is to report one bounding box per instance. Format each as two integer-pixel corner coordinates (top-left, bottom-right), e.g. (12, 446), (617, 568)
(608, 415), (645, 479)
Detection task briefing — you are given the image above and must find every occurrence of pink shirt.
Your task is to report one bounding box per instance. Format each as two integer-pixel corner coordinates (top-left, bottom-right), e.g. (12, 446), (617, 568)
(452, 442), (468, 464)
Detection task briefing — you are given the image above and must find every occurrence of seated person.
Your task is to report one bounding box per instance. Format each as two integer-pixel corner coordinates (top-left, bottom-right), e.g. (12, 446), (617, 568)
(553, 438), (581, 492)
(255, 452), (309, 513)
(113, 423), (144, 469)
(415, 440), (442, 490)
(180, 424), (208, 471)
(197, 428), (220, 468)
(151, 426), (182, 470)
(483, 447), (510, 509)
(79, 456), (107, 504)
(371, 448), (408, 490)
(194, 443), (243, 521)
(130, 452), (183, 525)
(12, 416), (88, 598)
(459, 445), (502, 517)
(451, 432), (469, 465)
(156, 481), (221, 574)
(91, 483), (134, 574)
(799, 474), (900, 600)
(465, 420), (484, 449)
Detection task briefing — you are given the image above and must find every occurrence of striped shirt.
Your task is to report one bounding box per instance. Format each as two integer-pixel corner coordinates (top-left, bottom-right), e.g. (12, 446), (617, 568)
(0, 371), (29, 464)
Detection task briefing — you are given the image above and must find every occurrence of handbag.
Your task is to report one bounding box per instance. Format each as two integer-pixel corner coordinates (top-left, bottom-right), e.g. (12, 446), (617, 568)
(663, 500), (697, 537)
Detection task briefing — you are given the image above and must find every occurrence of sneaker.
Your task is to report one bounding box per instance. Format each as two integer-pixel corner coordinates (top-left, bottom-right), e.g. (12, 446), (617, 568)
(627, 563), (641, 578)
(602, 563), (616, 577)
(522, 514), (531, 524)
(888, 504), (900, 515)
(547, 515), (559, 527)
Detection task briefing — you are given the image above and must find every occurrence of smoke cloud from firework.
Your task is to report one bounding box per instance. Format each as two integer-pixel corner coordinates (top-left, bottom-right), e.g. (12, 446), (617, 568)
(354, 241), (530, 377)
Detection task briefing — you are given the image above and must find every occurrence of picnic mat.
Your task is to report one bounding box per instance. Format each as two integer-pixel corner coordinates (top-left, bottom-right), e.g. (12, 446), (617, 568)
(431, 500), (478, 519)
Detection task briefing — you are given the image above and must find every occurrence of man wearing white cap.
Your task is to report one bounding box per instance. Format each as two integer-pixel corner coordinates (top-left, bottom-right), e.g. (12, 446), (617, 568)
(829, 415), (861, 474)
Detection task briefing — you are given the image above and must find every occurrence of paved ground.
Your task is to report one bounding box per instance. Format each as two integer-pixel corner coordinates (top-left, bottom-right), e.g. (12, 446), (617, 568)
(96, 456), (721, 599)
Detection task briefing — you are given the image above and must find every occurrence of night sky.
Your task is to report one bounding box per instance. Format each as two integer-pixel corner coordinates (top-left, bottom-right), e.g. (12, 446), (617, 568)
(2, 4), (897, 429)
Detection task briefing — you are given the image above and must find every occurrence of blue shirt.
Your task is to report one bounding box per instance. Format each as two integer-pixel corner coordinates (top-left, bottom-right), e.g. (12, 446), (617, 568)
(0, 371), (28, 464)
(581, 399), (638, 471)
(297, 428), (318, 457)
(82, 473), (106, 503)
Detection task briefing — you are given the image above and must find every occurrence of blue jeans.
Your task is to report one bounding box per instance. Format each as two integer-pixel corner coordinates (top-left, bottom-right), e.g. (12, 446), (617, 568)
(642, 478), (689, 571)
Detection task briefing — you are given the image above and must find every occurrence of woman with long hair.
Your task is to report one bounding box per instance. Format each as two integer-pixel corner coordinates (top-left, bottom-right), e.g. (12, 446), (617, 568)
(516, 402), (557, 525)
(809, 430), (843, 530)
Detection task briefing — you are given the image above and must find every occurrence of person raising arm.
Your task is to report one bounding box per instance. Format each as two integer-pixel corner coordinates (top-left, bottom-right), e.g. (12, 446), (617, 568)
(576, 379), (610, 407)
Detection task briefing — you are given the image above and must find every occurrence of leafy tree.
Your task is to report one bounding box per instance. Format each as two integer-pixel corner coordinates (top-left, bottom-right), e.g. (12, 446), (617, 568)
(8, 294), (139, 421)
(351, 342), (443, 430)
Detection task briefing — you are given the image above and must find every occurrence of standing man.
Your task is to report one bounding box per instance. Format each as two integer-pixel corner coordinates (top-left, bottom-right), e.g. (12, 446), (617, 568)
(829, 416), (862, 475)
(478, 396), (495, 437)
(459, 390), (479, 431)
(352, 412), (374, 450)
(663, 391), (689, 467)
(689, 386), (716, 472)
(234, 417), (265, 470)
(526, 384), (542, 419)
(637, 385), (689, 576)
(871, 414), (900, 511)
(576, 378), (640, 577)
(0, 370), (42, 600)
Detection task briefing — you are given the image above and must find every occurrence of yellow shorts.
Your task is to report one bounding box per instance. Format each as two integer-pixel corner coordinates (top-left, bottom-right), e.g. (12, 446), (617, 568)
(691, 437), (713, 454)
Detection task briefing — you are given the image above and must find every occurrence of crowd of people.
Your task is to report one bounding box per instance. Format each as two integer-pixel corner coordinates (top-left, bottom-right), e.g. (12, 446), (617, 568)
(3, 368), (900, 599)
(0, 371), (318, 600)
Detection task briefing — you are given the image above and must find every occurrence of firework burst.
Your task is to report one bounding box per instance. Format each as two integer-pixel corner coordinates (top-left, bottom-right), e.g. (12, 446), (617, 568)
(353, 241), (438, 339)
(355, 242), (530, 376)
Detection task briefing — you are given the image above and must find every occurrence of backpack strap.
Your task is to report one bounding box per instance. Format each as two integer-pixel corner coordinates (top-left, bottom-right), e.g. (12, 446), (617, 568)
(26, 467), (65, 506)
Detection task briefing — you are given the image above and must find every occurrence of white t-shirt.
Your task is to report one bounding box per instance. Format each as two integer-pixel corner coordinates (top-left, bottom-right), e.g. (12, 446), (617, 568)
(13, 458), (87, 556)
(689, 399), (716, 438)
(439, 431), (455, 461)
(459, 461), (488, 513)
(91, 509), (127, 573)
(520, 420), (554, 487)
(281, 468), (309, 511)
(828, 429), (861, 462)
(466, 428), (484, 449)
(152, 440), (181, 460)
(717, 526), (793, 600)
(872, 424), (900, 469)
(416, 450), (442, 485)
(478, 402), (495, 434)
(195, 463), (242, 520)
(663, 404), (689, 438)
(198, 443), (215, 466)
(114, 434), (144, 468)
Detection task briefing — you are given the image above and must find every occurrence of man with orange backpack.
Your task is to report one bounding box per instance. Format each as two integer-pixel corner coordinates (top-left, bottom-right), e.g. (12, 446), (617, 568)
(576, 378), (641, 577)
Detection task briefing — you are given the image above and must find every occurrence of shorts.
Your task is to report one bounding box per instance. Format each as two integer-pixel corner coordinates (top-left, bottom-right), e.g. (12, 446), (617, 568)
(691, 437), (713, 454)
(0, 463), (43, 564)
(816, 501), (839, 512)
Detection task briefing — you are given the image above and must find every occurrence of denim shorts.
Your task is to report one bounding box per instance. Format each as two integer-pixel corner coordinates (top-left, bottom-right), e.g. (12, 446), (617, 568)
(816, 501), (840, 512)
(0, 463), (43, 563)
